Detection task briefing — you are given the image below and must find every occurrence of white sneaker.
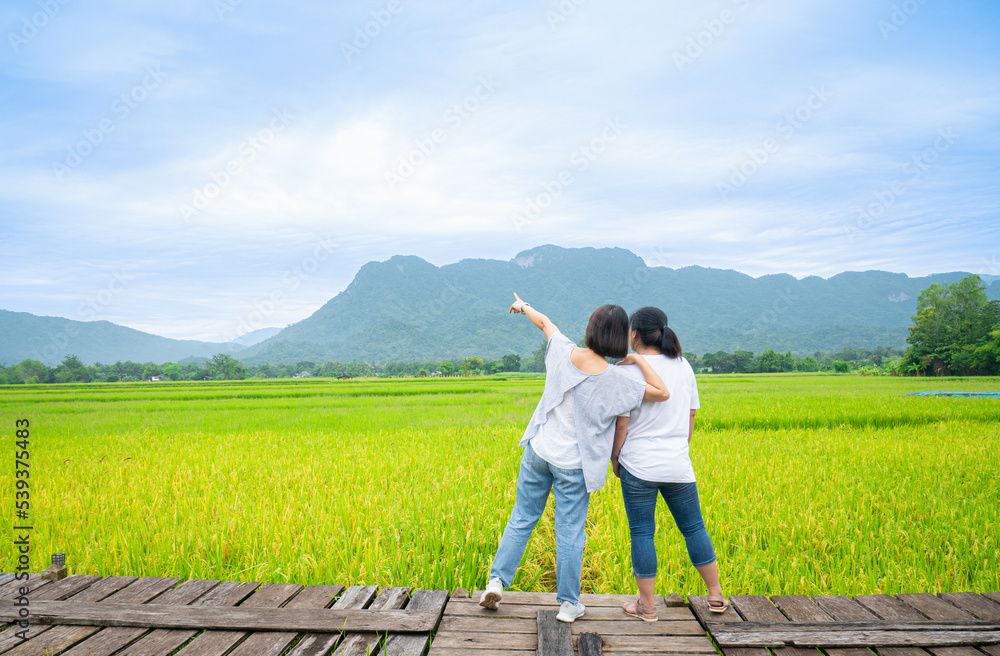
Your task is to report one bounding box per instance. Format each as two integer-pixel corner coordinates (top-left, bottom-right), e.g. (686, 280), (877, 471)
(479, 577), (503, 610)
(556, 600), (586, 623)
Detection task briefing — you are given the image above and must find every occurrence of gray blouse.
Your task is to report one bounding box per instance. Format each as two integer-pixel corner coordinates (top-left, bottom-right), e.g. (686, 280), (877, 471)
(519, 332), (647, 493)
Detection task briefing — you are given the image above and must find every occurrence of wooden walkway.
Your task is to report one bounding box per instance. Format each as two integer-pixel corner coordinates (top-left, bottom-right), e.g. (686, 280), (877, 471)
(690, 592), (1000, 654)
(428, 590), (717, 655)
(2, 572), (999, 655)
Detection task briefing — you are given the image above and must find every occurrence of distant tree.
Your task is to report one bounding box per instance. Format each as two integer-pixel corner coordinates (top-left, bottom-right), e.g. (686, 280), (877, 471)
(462, 356), (484, 375)
(296, 361), (317, 374)
(904, 275), (1000, 375)
(13, 359), (50, 384)
(702, 351), (733, 373)
(440, 362), (456, 375)
(795, 356), (819, 372)
(162, 363), (182, 381)
(684, 352), (700, 371)
(732, 351), (756, 373)
(208, 353), (244, 380)
(523, 339), (547, 373)
(501, 354), (522, 372)
(756, 349), (785, 373)
(832, 360), (851, 373)
(54, 354), (91, 383)
(142, 362), (162, 381)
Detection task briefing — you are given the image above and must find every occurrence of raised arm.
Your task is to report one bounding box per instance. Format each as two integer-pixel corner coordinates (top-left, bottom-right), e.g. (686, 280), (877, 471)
(611, 415), (628, 478)
(509, 293), (559, 340)
(616, 353), (670, 402)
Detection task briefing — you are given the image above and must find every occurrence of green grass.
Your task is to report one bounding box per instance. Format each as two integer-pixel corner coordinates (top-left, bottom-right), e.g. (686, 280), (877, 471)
(1, 374), (997, 598)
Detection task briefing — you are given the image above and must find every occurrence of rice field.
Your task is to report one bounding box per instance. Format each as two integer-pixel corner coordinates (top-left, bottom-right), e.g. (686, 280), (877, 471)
(1, 374), (998, 598)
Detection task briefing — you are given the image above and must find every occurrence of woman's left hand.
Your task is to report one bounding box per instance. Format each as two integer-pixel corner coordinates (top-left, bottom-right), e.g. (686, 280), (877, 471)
(617, 353), (641, 366)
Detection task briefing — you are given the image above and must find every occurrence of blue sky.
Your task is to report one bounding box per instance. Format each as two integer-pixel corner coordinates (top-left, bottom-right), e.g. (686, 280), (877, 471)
(1, 0), (998, 342)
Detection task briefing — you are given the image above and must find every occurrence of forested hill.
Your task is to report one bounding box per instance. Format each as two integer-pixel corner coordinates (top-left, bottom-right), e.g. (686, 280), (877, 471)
(0, 310), (243, 367)
(239, 245), (1000, 364)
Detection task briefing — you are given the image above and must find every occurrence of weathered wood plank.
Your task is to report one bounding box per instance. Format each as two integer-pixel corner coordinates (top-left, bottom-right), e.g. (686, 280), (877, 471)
(334, 586), (412, 656)
(59, 578), (212, 656)
(2, 576), (165, 656)
(897, 593), (982, 656)
(226, 584), (344, 656)
(578, 632), (603, 656)
(537, 610), (574, 656)
(282, 585), (376, 656)
(436, 614), (703, 635)
(0, 598), (442, 633)
(171, 582), (302, 656)
(710, 627), (1000, 647)
(771, 595), (869, 656)
(0, 575), (102, 651)
(429, 631), (716, 652)
(728, 595), (816, 656)
(855, 595), (927, 621)
(812, 595), (928, 656)
(708, 620), (1000, 633)
(122, 580), (260, 656)
(939, 593), (1000, 621)
(0, 575), (49, 600)
(464, 591), (679, 607)
(382, 589), (450, 656)
(445, 599), (693, 620)
(984, 594), (1000, 606)
(689, 594), (769, 656)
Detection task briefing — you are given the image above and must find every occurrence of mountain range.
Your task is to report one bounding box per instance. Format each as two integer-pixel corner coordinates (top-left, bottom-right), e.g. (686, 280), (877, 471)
(3, 245), (998, 366)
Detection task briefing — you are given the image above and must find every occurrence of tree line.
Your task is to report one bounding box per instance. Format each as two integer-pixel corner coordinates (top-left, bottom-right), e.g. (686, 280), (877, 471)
(3, 275), (996, 384)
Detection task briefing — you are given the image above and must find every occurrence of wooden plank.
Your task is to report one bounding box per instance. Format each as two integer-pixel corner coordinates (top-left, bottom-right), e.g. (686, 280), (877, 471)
(60, 579), (218, 656)
(170, 582), (303, 656)
(2, 576), (164, 656)
(939, 593), (1000, 621)
(0, 575), (102, 651)
(896, 594), (982, 656)
(537, 610), (576, 656)
(689, 594), (769, 656)
(281, 585), (377, 656)
(771, 595), (869, 656)
(334, 586), (411, 656)
(226, 584), (344, 656)
(728, 595), (816, 656)
(813, 595), (927, 656)
(984, 594), (1000, 606)
(709, 627), (1000, 647)
(578, 632), (603, 656)
(0, 575), (16, 589)
(465, 591), (678, 607)
(382, 590), (451, 656)
(708, 620), (1000, 633)
(445, 599), (694, 621)
(0, 575), (49, 599)
(123, 581), (261, 656)
(429, 631), (716, 652)
(436, 614), (703, 635)
(0, 598), (443, 633)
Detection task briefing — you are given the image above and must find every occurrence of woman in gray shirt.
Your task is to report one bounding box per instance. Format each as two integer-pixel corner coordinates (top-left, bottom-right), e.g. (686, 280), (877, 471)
(479, 294), (670, 623)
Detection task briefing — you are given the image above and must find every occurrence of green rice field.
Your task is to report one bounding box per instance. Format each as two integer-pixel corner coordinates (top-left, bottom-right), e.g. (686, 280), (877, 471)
(2, 374), (998, 598)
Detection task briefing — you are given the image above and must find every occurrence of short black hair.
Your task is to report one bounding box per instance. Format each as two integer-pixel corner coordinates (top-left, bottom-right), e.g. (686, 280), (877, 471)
(585, 304), (629, 359)
(629, 306), (682, 358)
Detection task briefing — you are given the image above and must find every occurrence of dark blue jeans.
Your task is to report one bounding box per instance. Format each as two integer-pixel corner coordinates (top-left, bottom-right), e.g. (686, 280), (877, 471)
(619, 465), (716, 578)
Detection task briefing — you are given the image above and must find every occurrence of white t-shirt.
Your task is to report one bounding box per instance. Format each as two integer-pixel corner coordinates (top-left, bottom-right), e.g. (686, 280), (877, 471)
(618, 355), (700, 482)
(530, 388), (581, 469)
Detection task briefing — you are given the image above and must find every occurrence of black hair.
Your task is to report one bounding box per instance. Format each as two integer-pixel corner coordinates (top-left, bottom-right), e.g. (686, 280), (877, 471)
(629, 306), (682, 358)
(584, 304), (629, 359)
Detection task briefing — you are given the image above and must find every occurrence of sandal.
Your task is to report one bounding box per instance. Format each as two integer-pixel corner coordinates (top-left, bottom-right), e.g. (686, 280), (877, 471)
(621, 599), (658, 622)
(708, 595), (730, 613)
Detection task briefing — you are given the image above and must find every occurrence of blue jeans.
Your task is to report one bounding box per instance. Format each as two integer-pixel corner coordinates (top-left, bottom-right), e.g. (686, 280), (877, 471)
(619, 465), (716, 578)
(489, 442), (590, 604)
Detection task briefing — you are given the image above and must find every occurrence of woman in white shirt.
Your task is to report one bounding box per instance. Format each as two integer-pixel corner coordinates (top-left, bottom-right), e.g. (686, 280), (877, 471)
(611, 306), (728, 621)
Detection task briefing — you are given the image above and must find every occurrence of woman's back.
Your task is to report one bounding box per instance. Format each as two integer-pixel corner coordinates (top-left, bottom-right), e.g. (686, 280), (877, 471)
(618, 355), (700, 483)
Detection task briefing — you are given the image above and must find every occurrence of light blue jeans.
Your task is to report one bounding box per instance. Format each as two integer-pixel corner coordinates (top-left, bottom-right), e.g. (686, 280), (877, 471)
(489, 442), (590, 604)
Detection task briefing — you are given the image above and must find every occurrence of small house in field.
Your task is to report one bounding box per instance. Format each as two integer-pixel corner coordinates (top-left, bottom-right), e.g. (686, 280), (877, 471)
(146, 376), (161, 382)
(336, 374), (353, 380)
(292, 371), (312, 379)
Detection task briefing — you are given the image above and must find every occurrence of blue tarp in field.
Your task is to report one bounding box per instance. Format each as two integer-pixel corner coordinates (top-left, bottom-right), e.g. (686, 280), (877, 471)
(904, 391), (1000, 398)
